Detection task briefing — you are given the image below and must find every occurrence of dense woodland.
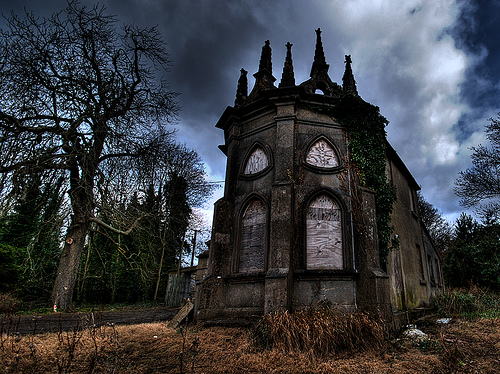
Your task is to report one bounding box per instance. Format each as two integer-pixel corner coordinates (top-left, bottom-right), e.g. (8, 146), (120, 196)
(0, 2), (499, 312)
(0, 133), (215, 307)
(0, 2), (215, 310)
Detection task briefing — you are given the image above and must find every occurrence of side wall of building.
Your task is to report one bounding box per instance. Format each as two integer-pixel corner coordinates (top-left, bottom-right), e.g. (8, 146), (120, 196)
(385, 153), (444, 311)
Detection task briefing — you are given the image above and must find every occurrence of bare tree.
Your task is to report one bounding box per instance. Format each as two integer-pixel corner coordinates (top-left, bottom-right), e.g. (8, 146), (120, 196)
(417, 192), (452, 255)
(76, 133), (216, 303)
(455, 113), (500, 214)
(0, 2), (178, 310)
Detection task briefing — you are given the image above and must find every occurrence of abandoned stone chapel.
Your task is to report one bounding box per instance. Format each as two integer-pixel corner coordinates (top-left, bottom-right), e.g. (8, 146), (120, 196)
(195, 29), (443, 322)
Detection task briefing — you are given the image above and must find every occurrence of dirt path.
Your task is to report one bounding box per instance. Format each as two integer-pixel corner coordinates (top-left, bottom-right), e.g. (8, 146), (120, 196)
(1, 306), (180, 336)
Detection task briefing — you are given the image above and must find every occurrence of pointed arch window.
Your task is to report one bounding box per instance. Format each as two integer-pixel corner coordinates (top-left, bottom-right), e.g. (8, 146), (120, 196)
(305, 139), (339, 169)
(239, 200), (266, 272)
(243, 146), (269, 175)
(306, 194), (343, 270)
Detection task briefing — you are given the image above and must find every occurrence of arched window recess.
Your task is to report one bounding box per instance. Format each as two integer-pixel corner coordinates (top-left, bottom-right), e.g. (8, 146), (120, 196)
(240, 142), (273, 179)
(303, 136), (342, 173)
(236, 196), (268, 273)
(304, 191), (346, 271)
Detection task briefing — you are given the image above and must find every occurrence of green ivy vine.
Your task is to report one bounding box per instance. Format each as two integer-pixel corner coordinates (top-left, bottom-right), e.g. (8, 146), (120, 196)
(308, 93), (397, 264)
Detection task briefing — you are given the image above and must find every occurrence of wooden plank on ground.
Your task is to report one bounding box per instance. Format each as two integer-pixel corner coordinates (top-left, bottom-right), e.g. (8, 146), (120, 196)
(167, 301), (194, 329)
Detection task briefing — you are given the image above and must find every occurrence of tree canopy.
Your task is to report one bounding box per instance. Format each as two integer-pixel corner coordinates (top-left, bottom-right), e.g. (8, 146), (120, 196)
(449, 114), (500, 290)
(417, 192), (452, 256)
(443, 213), (500, 291)
(455, 113), (500, 215)
(0, 1), (185, 310)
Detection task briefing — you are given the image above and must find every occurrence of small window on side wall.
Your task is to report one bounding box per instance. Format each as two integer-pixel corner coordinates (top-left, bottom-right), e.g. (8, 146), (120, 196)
(306, 194), (343, 270)
(239, 200), (266, 272)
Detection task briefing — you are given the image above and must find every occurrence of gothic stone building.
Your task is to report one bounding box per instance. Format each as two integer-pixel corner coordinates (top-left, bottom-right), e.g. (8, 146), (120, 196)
(195, 29), (443, 322)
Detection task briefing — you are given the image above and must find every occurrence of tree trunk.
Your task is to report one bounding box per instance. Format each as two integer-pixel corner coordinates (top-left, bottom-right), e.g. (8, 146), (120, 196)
(190, 230), (197, 267)
(51, 211), (88, 311)
(153, 243), (165, 301)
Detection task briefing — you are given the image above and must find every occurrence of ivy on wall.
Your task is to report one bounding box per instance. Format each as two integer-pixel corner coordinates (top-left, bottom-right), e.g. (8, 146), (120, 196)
(308, 94), (397, 264)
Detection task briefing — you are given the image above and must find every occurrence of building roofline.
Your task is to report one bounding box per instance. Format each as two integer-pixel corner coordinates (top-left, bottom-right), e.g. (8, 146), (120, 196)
(386, 141), (421, 191)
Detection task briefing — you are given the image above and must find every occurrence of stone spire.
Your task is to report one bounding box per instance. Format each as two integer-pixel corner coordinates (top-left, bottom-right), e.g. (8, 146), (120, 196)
(279, 42), (295, 88)
(247, 40), (276, 101)
(301, 28), (340, 96)
(252, 40), (276, 90)
(259, 40), (272, 74)
(342, 55), (358, 95)
(310, 28), (329, 77)
(235, 68), (248, 107)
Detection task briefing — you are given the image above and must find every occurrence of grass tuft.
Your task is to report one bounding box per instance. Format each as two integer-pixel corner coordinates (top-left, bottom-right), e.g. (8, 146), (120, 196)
(251, 306), (388, 358)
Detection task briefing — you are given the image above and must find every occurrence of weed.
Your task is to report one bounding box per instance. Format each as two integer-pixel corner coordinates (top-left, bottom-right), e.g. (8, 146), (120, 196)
(176, 319), (199, 374)
(440, 341), (471, 370)
(413, 338), (442, 353)
(1, 318), (499, 373)
(434, 286), (500, 319)
(0, 311), (124, 373)
(55, 322), (84, 373)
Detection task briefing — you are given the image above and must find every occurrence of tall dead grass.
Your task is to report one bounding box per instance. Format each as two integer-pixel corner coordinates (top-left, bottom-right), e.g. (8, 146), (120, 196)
(251, 307), (389, 358)
(2, 312), (500, 373)
(0, 314), (121, 373)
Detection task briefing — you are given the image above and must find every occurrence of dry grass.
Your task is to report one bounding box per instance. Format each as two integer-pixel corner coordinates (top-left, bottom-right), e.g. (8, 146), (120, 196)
(1, 314), (500, 373)
(251, 308), (388, 358)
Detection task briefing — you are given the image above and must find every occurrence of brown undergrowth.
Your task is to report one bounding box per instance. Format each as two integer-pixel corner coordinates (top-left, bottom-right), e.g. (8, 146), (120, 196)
(251, 308), (388, 358)
(1, 314), (500, 373)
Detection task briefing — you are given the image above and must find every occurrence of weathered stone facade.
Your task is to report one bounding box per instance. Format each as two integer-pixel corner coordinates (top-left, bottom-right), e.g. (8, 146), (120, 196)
(195, 29), (443, 323)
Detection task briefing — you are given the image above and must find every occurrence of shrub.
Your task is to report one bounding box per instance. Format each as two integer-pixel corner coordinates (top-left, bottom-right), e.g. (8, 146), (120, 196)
(434, 286), (500, 319)
(0, 293), (21, 314)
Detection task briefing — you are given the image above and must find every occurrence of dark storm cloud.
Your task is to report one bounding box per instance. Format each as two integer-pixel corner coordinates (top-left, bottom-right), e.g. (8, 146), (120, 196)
(449, 1), (500, 155)
(1, 0), (499, 223)
(146, 0), (295, 180)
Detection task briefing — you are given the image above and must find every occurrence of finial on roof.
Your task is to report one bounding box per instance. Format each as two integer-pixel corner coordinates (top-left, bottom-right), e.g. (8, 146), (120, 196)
(259, 40), (272, 74)
(279, 42), (295, 88)
(235, 68), (248, 107)
(247, 40), (276, 101)
(342, 55), (358, 95)
(310, 28), (329, 77)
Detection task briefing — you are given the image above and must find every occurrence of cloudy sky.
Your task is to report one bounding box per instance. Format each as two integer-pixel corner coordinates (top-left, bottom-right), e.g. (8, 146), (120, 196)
(1, 0), (499, 224)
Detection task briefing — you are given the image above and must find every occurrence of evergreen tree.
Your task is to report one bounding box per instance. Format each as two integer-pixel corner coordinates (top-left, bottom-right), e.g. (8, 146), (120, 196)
(75, 134), (215, 305)
(443, 213), (500, 290)
(0, 174), (44, 248)
(0, 172), (65, 301)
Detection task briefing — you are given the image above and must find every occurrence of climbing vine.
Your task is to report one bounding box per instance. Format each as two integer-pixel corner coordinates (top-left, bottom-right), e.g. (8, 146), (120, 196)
(308, 94), (397, 264)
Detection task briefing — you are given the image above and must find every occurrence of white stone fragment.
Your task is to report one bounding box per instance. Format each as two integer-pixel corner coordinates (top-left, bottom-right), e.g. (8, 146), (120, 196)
(402, 328), (428, 342)
(436, 318), (452, 324)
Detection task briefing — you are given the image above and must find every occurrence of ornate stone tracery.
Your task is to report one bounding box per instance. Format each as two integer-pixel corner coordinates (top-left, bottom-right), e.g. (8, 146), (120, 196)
(306, 139), (338, 168)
